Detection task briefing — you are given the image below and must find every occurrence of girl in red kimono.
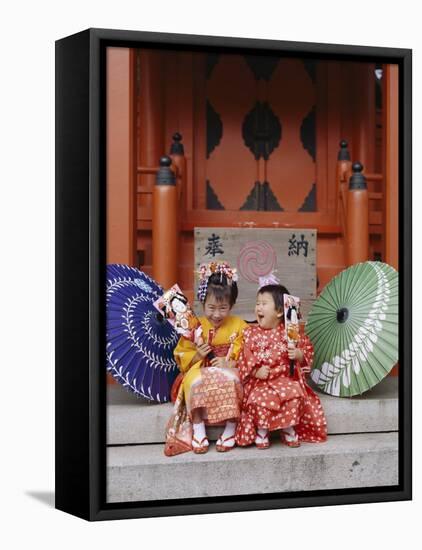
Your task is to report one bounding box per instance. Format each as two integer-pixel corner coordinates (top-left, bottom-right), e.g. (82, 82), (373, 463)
(235, 275), (327, 449)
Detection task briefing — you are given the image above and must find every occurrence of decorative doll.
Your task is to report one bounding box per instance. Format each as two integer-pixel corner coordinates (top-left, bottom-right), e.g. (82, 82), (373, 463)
(154, 284), (203, 343)
(284, 293), (302, 376)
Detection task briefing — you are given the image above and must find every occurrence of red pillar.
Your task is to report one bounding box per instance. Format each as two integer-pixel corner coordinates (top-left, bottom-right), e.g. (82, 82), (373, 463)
(152, 157), (178, 288)
(383, 64), (399, 271)
(106, 47), (136, 265)
(138, 50), (165, 235)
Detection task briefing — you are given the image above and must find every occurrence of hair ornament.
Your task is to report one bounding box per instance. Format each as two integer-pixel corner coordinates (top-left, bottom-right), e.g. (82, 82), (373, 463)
(196, 261), (238, 302)
(258, 270), (281, 290)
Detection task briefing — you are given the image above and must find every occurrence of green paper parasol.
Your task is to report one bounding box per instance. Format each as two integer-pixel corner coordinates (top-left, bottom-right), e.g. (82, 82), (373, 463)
(305, 261), (398, 397)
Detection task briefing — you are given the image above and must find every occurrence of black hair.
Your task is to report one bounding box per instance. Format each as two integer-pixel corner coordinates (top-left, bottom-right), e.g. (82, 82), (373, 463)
(169, 292), (188, 306)
(205, 273), (238, 307)
(257, 284), (290, 315)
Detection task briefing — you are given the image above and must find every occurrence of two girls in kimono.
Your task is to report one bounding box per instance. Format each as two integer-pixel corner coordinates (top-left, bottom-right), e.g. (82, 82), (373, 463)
(167, 261), (327, 455)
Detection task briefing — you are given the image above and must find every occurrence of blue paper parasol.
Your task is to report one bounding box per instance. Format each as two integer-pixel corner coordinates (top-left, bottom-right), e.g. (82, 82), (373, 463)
(106, 264), (179, 403)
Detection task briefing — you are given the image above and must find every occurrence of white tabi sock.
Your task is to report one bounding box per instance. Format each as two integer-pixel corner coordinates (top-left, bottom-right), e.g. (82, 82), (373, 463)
(255, 427), (269, 444)
(218, 420), (237, 448)
(192, 421), (208, 447)
(282, 425), (298, 442)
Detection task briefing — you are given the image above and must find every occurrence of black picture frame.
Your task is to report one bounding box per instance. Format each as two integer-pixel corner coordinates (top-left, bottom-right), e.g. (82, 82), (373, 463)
(55, 28), (412, 521)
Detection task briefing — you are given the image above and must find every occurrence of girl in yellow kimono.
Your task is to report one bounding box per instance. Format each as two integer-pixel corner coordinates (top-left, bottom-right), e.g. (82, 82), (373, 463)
(170, 261), (247, 454)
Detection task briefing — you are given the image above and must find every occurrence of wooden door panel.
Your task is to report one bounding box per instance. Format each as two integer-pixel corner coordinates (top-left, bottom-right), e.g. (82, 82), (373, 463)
(203, 55), (320, 213)
(267, 58), (317, 211)
(206, 55), (257, 210)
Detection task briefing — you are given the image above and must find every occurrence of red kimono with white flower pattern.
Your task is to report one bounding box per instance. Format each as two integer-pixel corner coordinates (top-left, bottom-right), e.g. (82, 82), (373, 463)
(235, 323), (327, 446)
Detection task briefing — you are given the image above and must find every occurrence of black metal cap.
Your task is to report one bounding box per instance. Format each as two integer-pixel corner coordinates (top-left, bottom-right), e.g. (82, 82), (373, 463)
(337, 140), (351, 161)
(170, 132), (184, 155)
(156, 156), (176, 186)
(348, 162), (367, 190)
(336, 307), (349, 323)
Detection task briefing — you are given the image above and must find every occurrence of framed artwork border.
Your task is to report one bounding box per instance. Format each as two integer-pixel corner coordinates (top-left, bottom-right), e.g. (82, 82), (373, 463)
(55, 28), (412, 521)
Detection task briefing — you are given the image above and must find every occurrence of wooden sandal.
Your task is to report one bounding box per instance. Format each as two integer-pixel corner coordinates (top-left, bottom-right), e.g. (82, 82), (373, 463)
(255, 431), (270, 449)
(280, 430), (300, 448)
(216, 434), (236, 452)
(192, 436), (209, 454)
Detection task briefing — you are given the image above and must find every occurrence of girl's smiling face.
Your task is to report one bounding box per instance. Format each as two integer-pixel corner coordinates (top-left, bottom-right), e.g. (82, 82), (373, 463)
(203, 294), (231, 328)
(255, 292), (283, 329)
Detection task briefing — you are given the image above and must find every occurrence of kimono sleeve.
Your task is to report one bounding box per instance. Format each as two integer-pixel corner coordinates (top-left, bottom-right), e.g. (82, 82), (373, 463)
(237, 328), (260, 383)
(173, 336), (198, 374)
(297, 333), (314, 374)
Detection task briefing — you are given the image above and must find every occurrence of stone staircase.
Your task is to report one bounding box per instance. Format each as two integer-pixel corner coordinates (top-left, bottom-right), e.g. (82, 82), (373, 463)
(106, 378), (398, 503)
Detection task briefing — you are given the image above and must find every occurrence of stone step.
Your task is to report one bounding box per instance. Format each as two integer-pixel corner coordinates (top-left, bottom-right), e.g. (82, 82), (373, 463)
(107, 377), (398, 445)
(106, 432), (398, 503)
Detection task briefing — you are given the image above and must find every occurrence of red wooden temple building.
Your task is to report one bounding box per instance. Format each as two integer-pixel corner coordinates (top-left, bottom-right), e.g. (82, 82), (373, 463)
(106, 47), (399, 375)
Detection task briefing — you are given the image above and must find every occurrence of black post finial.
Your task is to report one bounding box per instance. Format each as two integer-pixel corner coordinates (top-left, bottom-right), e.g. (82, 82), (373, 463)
(349, 162), (367, 190)
(156, 156), (176, 186)
(337, 139), (351, 161)
(170, 132), (184, 155)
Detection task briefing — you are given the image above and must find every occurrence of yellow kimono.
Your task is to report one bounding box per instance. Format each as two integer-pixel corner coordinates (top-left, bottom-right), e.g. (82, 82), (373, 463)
(174, 315), (247, 425)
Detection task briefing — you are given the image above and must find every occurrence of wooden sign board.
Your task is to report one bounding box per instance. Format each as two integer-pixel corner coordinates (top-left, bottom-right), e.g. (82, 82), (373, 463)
(194, 228), (317, 322)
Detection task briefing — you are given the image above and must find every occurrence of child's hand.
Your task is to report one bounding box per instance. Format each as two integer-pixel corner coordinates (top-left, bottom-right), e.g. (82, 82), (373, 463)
(255, 365), (270, 379)
(209, 357), (228, 369)
(287, 343), (303, 363)
(196, 342), (212, 359)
